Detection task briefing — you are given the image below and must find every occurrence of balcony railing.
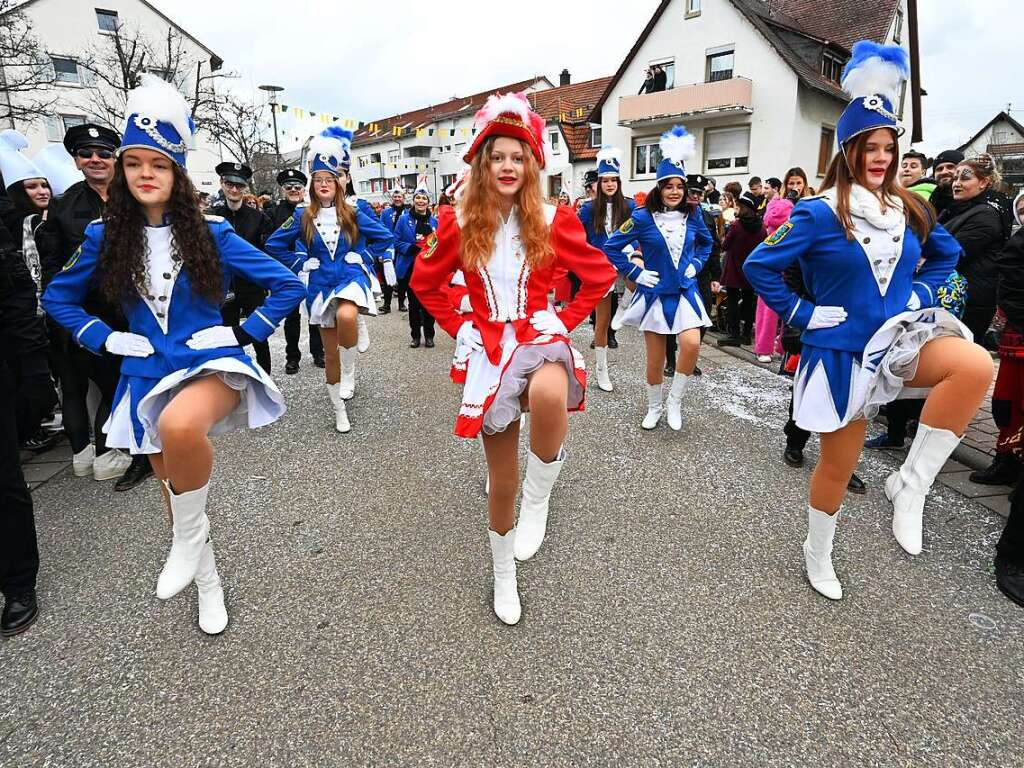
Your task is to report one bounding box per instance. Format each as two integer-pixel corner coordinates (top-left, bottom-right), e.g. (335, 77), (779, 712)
(618, 77), (753, 126)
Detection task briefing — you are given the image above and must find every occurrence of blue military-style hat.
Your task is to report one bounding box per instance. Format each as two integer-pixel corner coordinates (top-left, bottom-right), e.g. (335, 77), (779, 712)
(307, 126), (353, 176)
(596, 145), (623, 178)
(656, 125), (695, 182)
(836, 41), (910, 149)
(118, 74), (196, 167)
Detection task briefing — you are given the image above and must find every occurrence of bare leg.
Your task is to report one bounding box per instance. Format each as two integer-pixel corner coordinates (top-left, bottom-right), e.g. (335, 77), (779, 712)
(482, 420), (520, 534)
(809, 420), (868, 514)
(909, 336), (994, 433)
(594, 295), (611, 348)
(319, 326), (339, 384)
(335, 300), (359, 349)
(156, 375), (241, 493)
(148, 453), (172, 525)
(675, 328), (701, 376)
(644, 331), (667, 386)
(527, 362), (569, 462)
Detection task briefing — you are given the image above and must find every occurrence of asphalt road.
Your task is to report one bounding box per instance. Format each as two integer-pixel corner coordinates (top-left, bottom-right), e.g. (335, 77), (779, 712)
(4, 312), (1023, 767)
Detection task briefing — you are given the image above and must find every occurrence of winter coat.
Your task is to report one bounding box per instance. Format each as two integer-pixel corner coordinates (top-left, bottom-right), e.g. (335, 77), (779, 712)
(939, 192), (1008, 307)
(719, 217), (766, 289)
(997, 228), (1024, 358)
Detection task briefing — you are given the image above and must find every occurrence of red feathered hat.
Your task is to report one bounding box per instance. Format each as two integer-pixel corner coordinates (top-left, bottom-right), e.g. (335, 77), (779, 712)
(463, 92), (547, 169)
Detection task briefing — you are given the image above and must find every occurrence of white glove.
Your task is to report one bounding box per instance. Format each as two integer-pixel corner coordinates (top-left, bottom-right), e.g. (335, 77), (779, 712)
(344, 251), (363, 265)
(636, 269), (660, 288)
(456, 321), (484, 352)
(186, 325), (239, 350)
(684, 263), (697, 279)
(458, 295), (473, 314)
(383, 260), (397, 287)
(301, 257), (320, 273)
(530, 309), (569, 337)
(905, 292), (921, 311)
(104, 331), (154, 358)
(807, 305), (848, 330)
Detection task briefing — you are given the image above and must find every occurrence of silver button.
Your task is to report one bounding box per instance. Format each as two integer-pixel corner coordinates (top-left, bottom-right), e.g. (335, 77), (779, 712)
(889, 258), (896, 264)
(158, 295), (167, 301)
(879, 277), (888, 284)
(163, 272), (171, 279)
(863, 237), (871, 244)
(893, 236), (901, 242)
(156, 311), (165, 317)
(146, 294), (154, 300)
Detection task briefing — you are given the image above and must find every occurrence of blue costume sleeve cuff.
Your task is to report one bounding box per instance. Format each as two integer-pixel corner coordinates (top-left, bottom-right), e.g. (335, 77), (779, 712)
(912, 281), (934, 308)
(240, 310), (277, 343)
(626, 264), (642, 282)
(788, 299), (814, 330)
(76, 318), (114, 354)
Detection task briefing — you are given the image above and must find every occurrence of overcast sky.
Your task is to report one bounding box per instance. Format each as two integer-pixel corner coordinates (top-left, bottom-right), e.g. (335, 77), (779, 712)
(152, 0), (1022, 160)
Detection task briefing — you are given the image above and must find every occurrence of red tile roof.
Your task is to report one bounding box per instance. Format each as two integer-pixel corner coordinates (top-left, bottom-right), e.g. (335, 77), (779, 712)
(768, 0), (899, 51)
(528, 76), (614, 161)
(351, 76), (552, 147)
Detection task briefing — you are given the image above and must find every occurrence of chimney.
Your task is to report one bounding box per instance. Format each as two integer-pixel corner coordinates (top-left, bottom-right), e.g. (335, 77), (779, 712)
(560, 69), (571, 87)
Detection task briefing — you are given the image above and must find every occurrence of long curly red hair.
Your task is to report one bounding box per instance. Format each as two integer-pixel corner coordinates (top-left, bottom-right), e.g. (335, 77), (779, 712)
(459, 137), (553, 272)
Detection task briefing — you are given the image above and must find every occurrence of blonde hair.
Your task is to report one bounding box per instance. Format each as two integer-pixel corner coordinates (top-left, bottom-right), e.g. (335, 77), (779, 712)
(960, 153), (1001, 188)
(301, 175), (359, 247)
(459, 138), (554, 272)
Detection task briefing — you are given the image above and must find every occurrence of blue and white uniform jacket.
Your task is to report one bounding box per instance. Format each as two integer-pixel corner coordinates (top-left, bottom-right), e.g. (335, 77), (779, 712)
(743, 196), (962, 354)
(41, 215), (305, 452)
(602, 205), (712, 326)
(393, 210), (437, 280)
(264, 204), (394, 316)
(578, 198), (638, 253)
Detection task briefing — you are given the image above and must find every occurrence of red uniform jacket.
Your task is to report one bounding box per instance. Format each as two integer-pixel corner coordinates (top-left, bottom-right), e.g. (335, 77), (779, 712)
(411, 204), (616, 365)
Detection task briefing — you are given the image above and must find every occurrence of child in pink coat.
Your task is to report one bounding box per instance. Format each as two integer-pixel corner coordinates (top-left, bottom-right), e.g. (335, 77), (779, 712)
(752, 196), (795, 360)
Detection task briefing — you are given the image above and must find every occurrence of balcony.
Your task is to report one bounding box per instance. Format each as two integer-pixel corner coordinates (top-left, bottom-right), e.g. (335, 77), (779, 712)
(618, 77), (753, 127)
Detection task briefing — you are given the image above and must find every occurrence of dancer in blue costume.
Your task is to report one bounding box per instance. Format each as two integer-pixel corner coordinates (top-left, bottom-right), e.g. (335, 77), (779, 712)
(744, 43), (993, 600)
(603, 125), (712, 431)
(43, 76), (305, 633)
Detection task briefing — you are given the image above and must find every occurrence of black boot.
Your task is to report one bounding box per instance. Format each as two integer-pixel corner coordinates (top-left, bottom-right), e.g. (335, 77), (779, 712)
(970, 453), (1021, 486)
(607, 328), (618, 349)
(846, 472), (867, 494)
(313, 354), (326, 368)
(410, 337), (421, 348)
(996, 556), (1024, 608)
(285, 360), (300, 375)
(783, 446), (804, 468)
(1, 591), (38, 637)
(424, 336), (435, 348)
(718, 336), (742, 347)
(114, 455), (154, 492)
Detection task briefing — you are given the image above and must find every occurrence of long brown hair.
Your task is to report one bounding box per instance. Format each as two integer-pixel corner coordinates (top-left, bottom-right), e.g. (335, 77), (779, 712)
(459, 137), (554, 272)
(301, 175), (359, 248)
(100, 160), (223, 304)
(593, 177), (631, 233)
(782, 167), (810, 199)
(821, 129), (934, 241)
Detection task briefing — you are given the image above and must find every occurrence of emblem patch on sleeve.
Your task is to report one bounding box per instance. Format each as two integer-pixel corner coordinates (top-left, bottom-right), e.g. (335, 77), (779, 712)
(764, 221), (793, 246)
(62, 246), (82, 271)
(618, 219), (635, 235)
(281, 215), (294, 229)
(422, 232), (438, 259)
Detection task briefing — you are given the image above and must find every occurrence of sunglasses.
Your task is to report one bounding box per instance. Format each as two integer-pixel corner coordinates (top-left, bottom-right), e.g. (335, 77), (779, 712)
(282, 183), (304, 191)
(222, 181), (247, 190)
(75, 148), (114, 160)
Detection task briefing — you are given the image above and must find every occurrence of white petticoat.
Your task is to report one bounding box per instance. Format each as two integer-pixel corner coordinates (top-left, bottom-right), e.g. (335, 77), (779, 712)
(454, 324), (586, 438)
(309, 281), (377, 327)
(793, 307), (971, 433)
(619, 292), (711, 334)
(104, 357), (286, 454)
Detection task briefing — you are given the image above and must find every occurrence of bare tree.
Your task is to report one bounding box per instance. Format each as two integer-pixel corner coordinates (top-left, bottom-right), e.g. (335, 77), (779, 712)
(205, 91), (277, 189)
(80, 19), (226, 130)
(0, 0), (57, 125)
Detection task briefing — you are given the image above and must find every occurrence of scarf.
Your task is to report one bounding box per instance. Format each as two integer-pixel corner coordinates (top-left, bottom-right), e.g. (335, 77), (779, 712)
(411, 208), (433, 237)
(823, 184), (905, 231)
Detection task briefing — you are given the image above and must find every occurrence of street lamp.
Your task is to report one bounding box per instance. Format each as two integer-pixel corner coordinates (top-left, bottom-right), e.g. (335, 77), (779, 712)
(258, 84), (284, 162)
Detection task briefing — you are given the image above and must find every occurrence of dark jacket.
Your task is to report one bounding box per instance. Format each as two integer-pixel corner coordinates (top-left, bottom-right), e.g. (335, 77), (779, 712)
(939, 192), (1008, 307)
(209, 202), (276, 305)
(720, 216), (766, 289)
(267, 199), (298, 231)
(34, 180), (126, 332)
(996, 228), (1024, 358)
(698, 207), (722, 282)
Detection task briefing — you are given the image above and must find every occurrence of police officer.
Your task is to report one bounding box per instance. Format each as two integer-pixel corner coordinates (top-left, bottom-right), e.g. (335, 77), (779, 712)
(269, 168), (324, 373)
(35, 123), (153, 492)
(210, 162), (276, 373)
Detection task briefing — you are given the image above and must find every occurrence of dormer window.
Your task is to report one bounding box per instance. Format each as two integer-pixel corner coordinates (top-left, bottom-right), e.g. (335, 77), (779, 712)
(822, 51), (844, 84)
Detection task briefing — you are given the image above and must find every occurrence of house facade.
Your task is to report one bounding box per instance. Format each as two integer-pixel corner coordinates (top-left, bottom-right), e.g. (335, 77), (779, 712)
(1, 0), (225, 191)
(590, 0), (910, 196)
(959, 111), (1024, 192)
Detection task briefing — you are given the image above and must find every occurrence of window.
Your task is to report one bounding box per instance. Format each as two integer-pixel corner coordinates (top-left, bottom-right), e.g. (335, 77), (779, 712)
(898, 81), (907, 120)
(387, 150), (400, 164)
(818, 126), (836, 176)
(95, 9), (118, 33)
(648, 58), (675, 90)
(822, 52), (844, 84)
(51, 56), (80, 85)
(686, 0), (701, 17)
(441, 174), (456, 189)
(633, 138), (663, 178)
(894, 8), (904, 43)
(706, 49), (734, 82)
(549, 130), (560, 154)
(61, 114), (86, 132)
(358, 181), (371, 194)
(704, 127), (749, 173)
(368, 152), (381, 164)
(590, 126), (602, 148)
(145, 67), (174, 82)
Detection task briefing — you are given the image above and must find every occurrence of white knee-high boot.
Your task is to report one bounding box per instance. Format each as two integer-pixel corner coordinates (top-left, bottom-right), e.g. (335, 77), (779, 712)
(514, 448), (566, 561)
(194, 539), (227, 635)
(804, 505), (842, 600)
(885, 423), (961, 555)
(642, 383), (664, 429)
(339, 346), (357, 400)
(356, 315), (370, 353)
(326, 382), (351, 433)
(594, 347), (613, 392)
(665, 373), (690, 431)
(156, 480), (211, 600)
(488, 529), (521, 625)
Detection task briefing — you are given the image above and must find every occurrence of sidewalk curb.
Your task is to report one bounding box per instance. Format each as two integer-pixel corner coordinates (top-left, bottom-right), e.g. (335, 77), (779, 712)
(703, 335), (991, 472)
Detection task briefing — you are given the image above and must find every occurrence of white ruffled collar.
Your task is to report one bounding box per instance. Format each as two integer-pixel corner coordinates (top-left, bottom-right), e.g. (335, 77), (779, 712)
(822, 184), (904, 231)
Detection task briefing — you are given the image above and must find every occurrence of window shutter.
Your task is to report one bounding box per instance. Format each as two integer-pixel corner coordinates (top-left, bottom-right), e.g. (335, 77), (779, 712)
(44, 115), (63, 141)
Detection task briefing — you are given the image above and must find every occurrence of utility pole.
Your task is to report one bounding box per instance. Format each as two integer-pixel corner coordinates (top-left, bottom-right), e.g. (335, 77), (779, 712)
(907, 0), (923, 143)
(259, 84), (284, 163)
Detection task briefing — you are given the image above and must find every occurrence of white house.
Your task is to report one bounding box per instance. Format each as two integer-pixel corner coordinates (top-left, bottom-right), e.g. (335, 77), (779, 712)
(590, 0), (911, 196)
(349, 76), (553, 202)
(959, 111), (1024, 191)
(0, 0), (225, 191)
